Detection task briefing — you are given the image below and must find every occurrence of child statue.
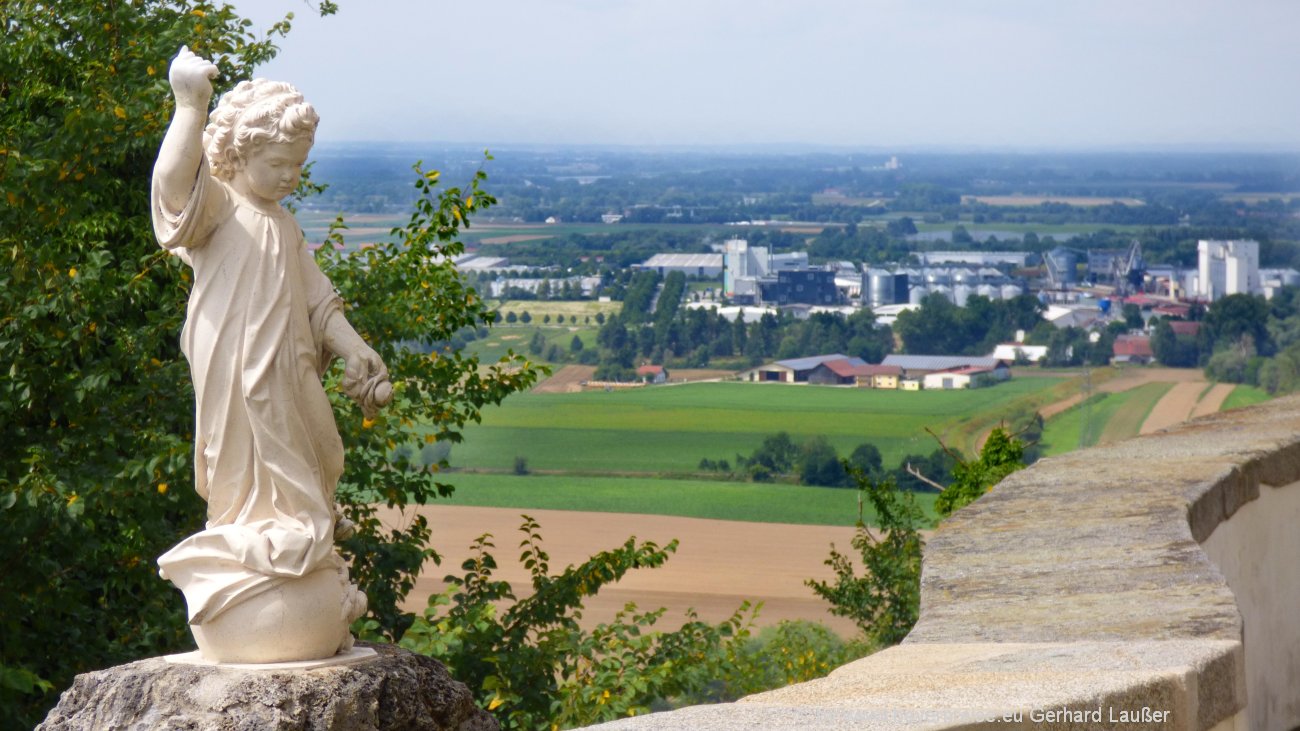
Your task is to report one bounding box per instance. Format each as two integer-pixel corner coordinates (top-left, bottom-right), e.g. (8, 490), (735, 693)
(151, 47), (389, 663)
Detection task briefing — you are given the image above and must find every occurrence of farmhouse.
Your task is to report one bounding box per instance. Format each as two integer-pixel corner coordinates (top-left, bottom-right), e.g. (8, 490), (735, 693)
(922, 365), (1004, 390)
(742, 354), (865, 383)
(636, 365), (668, 384)
(853, 364), (903, 389)
(881, 354), (1010, 381)
(1113, 335), (1155, 365)
(806, 359), (879, 385)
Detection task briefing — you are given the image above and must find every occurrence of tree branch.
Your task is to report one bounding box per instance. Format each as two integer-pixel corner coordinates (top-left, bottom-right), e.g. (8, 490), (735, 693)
(905, 462), (948, 492)
(923, 426), (967, 466)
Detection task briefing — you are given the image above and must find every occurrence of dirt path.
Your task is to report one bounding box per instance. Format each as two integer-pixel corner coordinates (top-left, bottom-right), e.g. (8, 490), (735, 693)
(1140, 382), (1213, 434)
(1191, 383), (1236, 418)
(381, 505), (861, 637)
(1036, 368), (1203, 421)
(531, 365), (596, 393)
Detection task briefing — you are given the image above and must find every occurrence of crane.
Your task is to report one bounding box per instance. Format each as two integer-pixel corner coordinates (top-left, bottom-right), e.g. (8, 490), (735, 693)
(1109, 239), (1145, 296)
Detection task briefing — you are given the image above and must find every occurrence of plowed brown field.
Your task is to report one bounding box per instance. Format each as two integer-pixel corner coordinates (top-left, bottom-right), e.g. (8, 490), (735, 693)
(384, 505), (861, 636)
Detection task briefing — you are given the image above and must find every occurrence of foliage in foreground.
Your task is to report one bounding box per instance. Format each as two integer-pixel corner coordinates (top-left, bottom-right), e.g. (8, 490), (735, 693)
(397, 515), (758, 730)
(676, 620), (874, 706)
(933, 426), (1027, 517)
(0, 3), (294, 725)
(806, 470), (928, 645)
(0, 1), (539, 726)
(808, 427), (1028, 645)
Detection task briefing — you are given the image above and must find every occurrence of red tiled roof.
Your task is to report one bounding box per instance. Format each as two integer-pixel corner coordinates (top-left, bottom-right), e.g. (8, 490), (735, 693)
(1168, 320), (1201, 336)
(1153, 304), (1192, 318)
(637, 365), (664, 375)
(821, 359), (861, 377)
(1113, 335), (1154, 357)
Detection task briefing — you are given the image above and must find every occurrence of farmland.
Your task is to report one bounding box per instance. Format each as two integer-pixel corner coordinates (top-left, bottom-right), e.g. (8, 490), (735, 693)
(447, 379), (1067, 476)
(1220, 385), (1272, 411)
(962, 194), (1146, 207)
(1038, 382), (1172, 457)
(431, 473), (930, 527)
(427, 368), (1275, 526)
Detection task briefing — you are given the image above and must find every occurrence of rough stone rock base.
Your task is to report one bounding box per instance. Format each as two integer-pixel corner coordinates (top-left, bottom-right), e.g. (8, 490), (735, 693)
(37, 642), (497, 731)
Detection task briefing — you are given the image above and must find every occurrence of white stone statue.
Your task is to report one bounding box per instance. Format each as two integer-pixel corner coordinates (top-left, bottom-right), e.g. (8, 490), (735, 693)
(151, 47), (390, 664)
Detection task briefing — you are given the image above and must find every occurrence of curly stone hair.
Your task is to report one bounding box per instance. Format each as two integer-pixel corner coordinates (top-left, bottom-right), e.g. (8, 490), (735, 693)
(202, 78), (318, 181)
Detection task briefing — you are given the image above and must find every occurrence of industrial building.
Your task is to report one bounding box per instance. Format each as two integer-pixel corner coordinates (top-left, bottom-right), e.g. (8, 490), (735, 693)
(916, 251), (1031, 267)
(637, 253), (724, 278)
(1196, 239), (1260, 301)
(881, 355), (1010, 380)
(861, 269), (910, 308)
(741, 354), (865, 383)
(759, 269), (840, 306)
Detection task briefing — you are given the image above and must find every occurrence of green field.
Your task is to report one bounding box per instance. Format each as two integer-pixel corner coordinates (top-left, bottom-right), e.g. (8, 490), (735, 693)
(1039, 382), (1174, 457)
(449, 379), (1067, 475)
(1220, 385), (1273, 411)
(1095, 382), (1171, 444)
(437, 473), (934, 527)
(464, 324), (598, 364)
(911, 220), (1145, 237)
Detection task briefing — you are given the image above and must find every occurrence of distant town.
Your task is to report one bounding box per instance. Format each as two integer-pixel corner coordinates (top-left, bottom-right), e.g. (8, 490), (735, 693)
(299, 146), (1300, 393)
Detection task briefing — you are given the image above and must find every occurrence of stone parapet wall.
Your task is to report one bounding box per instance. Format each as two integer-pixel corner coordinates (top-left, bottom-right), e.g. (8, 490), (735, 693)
(589, 394), (1300, 731)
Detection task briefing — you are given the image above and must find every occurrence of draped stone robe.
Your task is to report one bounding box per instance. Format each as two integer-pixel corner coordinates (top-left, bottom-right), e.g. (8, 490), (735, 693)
(152, 163), (345, 624)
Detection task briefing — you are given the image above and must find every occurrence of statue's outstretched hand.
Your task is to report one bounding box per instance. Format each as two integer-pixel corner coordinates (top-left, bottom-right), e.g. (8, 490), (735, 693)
(169, 45), (218, 110)
(342, 346), (392, 419)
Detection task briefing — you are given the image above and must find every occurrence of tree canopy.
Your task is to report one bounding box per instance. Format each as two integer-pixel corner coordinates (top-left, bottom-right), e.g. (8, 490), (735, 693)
(0, 2), (538, 726)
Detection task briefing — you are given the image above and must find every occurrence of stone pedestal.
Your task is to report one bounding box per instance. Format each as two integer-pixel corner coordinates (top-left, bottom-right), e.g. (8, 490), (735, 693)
(37, 643), (497, 731)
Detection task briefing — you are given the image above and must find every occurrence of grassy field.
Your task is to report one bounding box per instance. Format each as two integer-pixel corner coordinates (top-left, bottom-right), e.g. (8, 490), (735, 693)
(436, 473), (935, 526)
(465, 324), (599, 364)
(1039, 382), (1175, 457)
(495, 300), (622, 319)
(1095, 382), (1173, 444)
(962, 195), (1146, 207)
(1221, 385), (1273, 411)
(448, 379), (1067, 475)
(910, 221), (1145, 237)
(1216, 192), (1300, 204)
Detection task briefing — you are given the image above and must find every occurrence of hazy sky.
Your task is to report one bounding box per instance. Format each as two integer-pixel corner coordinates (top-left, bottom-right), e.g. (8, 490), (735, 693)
(233, 0), (1300, 150)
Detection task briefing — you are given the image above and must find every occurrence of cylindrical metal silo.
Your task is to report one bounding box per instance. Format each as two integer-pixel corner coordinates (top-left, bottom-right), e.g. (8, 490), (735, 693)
(954, 284), (972, 306)
(867, 269), (896, 307)
(1046, 247), (1079, 284)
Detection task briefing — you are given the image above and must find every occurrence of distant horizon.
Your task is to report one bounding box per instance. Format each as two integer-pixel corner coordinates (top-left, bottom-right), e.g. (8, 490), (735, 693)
(234, 1), (1300, 153)
(310, 139), (1300, 156)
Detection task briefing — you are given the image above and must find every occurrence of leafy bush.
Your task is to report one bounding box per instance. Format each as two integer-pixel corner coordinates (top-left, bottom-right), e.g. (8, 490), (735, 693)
(933, 426), (1026, 517)
(677, 621), (874, 705)
(397, 516), (756, 730)
(807, 469), (928, 645)
(0, 3), (295, 725)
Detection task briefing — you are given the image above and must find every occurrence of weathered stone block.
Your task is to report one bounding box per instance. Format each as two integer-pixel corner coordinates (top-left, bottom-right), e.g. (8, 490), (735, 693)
(37, 643), (496, 731)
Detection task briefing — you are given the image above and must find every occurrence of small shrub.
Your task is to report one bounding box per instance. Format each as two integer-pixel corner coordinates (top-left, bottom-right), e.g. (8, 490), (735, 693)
(396, 516), (756, 729)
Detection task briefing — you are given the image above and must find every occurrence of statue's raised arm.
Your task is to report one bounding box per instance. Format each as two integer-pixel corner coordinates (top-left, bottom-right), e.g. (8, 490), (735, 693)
(154, 47), (218, 214)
